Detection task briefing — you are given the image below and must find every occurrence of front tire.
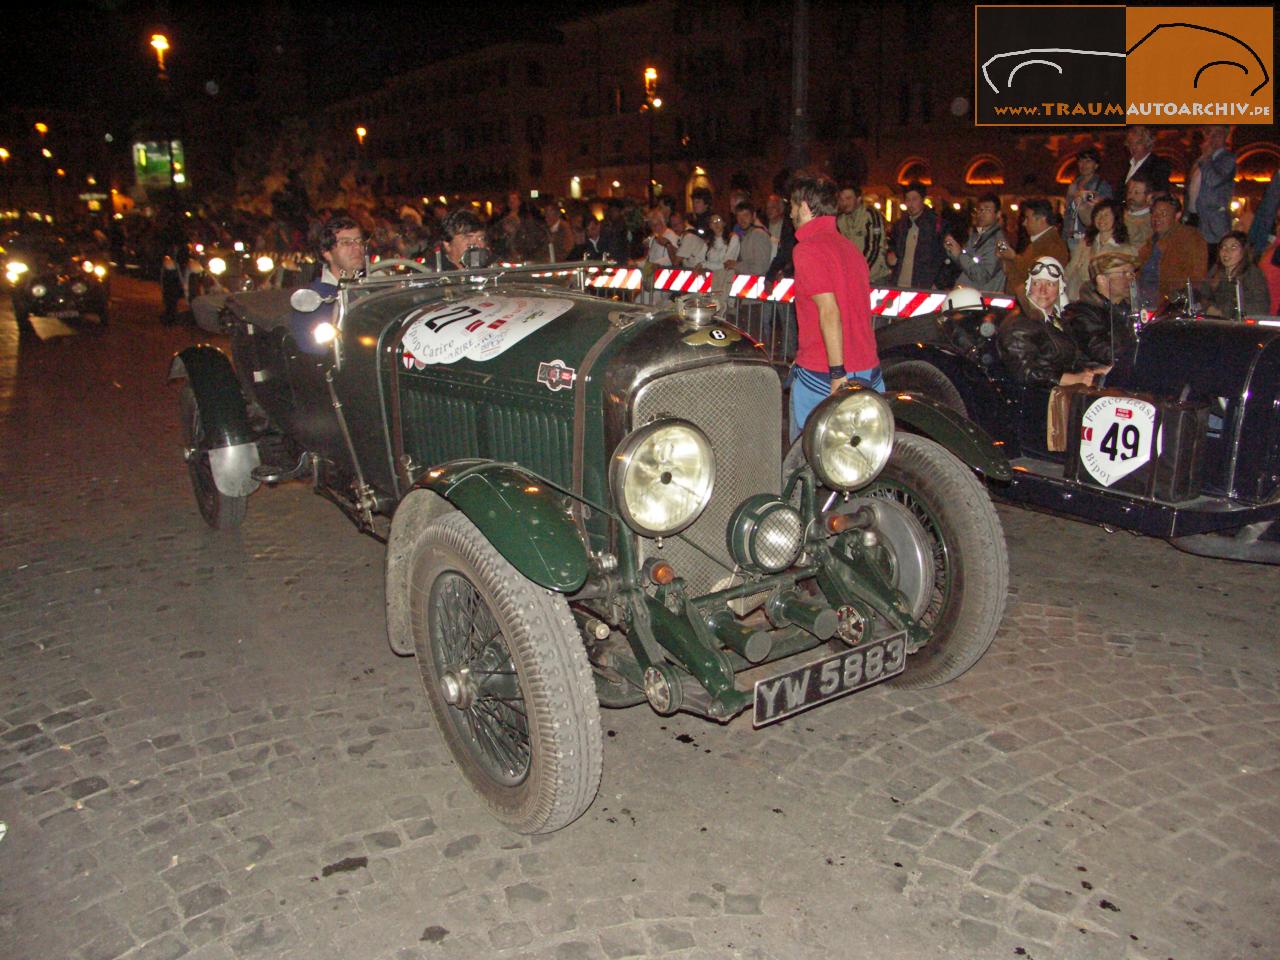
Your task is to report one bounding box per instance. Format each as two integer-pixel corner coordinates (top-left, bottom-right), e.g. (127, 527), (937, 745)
(409, 512), (602, 833)
(179, 384), (247, 530)
(864, 433), (1007, 688)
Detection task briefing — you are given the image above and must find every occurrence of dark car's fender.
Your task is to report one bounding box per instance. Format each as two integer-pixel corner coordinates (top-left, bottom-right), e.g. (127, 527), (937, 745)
(888, 393), (1012, 481)
(393, 460), (590, 597)
(169, 344), (261, 497)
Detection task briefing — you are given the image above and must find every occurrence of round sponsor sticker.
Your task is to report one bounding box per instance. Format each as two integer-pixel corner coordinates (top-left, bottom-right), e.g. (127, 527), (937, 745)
(1078, 396), (1162, 487)
(400, 295), (573, 368)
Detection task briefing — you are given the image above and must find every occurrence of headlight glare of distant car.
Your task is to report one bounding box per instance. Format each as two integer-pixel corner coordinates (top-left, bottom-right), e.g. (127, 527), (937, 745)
(208, 257), (226, 276)
(82, 260), (95, 274)
(94, 265), (107, 279)
(256, 256), (274, 274)
(611, 419), (714, 538)
(802, 387), (895, 491)
(30, 283), (48, 298)
(6, 260), (28, 278)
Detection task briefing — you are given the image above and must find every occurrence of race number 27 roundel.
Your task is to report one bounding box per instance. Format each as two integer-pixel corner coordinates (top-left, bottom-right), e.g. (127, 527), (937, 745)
(400, 295), (574, 368)
(1078, 395), (1162, 487)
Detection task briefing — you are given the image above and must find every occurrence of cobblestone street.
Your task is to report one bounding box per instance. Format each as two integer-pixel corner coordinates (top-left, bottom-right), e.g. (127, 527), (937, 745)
(1, 278), (1277, 960)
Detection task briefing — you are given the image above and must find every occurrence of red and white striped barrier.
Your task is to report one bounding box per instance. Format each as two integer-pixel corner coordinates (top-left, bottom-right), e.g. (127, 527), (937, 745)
(653, 268), (714, 293)
(729, 275), (1015, 316)
(589, 267), (643, 290)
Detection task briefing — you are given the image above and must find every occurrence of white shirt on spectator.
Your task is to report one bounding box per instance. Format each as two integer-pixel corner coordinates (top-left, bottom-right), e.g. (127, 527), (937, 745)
(647, 228), (679, 266)
(675, 230), (709, 269)
(703, 234), (739, 271)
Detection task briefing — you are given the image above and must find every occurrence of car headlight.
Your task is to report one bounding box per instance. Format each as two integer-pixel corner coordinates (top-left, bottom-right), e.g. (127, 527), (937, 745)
(610, 419), (714, 538)
(82, 260), (95, 274)
(94, 265), (107, 279)
(207, 257), (226, 276)
(6, 260), (28, 277)
(71, 281), (89, 295)
(256, 255), (274, 274)
(802, 386), (895, 491)
(30, 283), (48, 298)
(728, 495), (805, 573)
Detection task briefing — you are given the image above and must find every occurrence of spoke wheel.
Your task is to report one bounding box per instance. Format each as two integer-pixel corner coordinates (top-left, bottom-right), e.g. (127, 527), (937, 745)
(179, 384), (246, 529)
(862, 433), (1007, 688)
(410, 512), (602, 833)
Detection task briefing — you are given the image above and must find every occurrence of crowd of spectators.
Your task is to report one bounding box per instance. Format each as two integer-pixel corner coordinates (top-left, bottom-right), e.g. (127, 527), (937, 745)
(97, 123), (1280, 321)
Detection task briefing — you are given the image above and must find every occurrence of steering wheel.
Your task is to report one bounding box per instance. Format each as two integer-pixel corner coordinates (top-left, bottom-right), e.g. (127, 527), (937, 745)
(365, 258), (435, 276)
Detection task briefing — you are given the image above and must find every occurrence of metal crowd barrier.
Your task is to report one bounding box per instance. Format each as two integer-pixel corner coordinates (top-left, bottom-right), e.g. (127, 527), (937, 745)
(573, 266), (1016, 369)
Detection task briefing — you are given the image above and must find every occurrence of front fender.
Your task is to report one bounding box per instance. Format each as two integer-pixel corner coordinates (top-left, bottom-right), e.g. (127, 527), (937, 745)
(888, 393), (1011, 481)
(168, 345), (255, 449)
(416, 460), (590, 593)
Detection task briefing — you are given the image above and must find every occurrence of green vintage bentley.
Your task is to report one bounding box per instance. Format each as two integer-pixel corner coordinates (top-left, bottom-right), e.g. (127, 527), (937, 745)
(170, 260), (1011, 833)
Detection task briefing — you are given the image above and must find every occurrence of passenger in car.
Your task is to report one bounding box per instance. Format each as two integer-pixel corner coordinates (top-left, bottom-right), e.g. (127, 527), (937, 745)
(289, 216), (364, 354)
(1060, 251), (1139, 372)
(997, 256), (1092, 386)
(433, 210), (490, 271)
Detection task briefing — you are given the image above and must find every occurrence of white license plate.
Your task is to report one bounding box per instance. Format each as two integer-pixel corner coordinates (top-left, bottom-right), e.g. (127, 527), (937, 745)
(753, 632), (906, 726)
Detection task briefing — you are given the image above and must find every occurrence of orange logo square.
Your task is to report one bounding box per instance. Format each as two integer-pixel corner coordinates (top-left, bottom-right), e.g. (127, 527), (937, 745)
(1127, 7), (1274, 124)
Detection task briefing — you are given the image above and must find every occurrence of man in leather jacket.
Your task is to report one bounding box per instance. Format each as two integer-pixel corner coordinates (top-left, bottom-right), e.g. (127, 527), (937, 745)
(1059, 252), (1138, 368)
(999, 253), (1138, 386)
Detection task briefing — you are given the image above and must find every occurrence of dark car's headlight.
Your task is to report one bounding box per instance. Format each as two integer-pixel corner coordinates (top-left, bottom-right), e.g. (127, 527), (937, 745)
(611, 419), (714, 538)
(803, 387), (894, 491)
(30, 282), (48, 298)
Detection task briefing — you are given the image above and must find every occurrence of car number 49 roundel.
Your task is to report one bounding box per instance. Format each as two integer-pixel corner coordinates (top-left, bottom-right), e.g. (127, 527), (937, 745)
(1079, 396), (1162, 487)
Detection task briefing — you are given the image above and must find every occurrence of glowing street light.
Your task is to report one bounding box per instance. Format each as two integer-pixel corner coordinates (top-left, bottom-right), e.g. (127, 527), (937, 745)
(642, 67), (662, 205)
(356, 126), (367, 145)
(151, 34), (170, 73)
(34, 122), (48, 137)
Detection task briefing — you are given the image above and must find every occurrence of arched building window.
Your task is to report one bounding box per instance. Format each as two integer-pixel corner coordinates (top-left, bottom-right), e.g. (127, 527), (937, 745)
(965, 156), (1005, 186)
(896, 157), (932, 186)
(1237, 144), (1280, 184)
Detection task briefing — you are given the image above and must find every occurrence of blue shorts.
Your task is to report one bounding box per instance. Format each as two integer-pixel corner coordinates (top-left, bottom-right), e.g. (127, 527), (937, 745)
(788, 364), (885, 443)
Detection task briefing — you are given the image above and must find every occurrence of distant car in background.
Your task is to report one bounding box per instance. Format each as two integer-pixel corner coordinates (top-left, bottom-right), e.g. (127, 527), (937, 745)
(4, 230), (111, 329)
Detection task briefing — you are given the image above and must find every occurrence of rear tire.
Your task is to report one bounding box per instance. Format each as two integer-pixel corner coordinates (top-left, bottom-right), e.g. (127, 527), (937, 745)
(883, 361), (966, 416)
(864, 433), (1007, 688)
(179, 384), (247, 530)
(409, 512), (602, 833)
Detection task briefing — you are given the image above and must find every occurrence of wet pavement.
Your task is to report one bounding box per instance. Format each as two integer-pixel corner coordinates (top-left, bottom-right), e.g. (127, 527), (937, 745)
(1, 277), (1277, 960)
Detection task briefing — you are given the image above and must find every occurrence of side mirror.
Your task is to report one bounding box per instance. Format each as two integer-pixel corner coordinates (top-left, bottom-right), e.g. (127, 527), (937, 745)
(290, 288), (325, 313)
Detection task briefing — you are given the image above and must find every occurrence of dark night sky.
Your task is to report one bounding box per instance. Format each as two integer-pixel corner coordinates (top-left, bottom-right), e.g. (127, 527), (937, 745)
(7, 0), (626, 128)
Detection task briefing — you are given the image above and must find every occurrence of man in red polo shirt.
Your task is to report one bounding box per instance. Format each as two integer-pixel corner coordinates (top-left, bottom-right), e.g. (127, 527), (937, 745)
(788, 173), (882, 442)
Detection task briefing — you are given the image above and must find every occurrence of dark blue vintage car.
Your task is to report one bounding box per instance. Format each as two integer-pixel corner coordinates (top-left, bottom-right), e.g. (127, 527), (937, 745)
(876, 304), (1280, 564)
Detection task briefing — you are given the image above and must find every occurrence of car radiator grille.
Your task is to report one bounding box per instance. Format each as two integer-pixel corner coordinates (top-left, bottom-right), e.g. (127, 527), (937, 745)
(400, 386), (574, 486)
(632, 364), (782, 595)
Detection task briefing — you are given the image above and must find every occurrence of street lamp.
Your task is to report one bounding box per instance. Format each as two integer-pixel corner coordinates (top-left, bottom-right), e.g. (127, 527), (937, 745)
(356, 126), (367, 146)
(148, 32), (181, 211)
(151, 34), (170, 74)
(0, 147), (11, 212)
(642, 66), (662, 205)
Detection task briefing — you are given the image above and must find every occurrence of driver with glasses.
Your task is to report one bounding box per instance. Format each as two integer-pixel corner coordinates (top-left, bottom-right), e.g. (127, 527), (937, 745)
(290, 216), (365, 354)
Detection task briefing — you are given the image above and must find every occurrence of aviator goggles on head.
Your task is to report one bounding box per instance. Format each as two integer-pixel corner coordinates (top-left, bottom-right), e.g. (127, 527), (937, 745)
(1028, 260), (1064, 280)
